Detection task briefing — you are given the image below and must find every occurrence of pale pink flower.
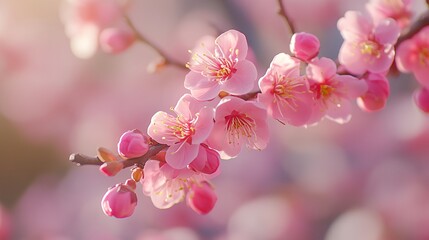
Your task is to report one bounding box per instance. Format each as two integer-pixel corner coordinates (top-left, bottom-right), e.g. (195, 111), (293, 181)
(147, 94), (214, 169)
(100, 28), (135, 54)
(290, 32), (320, 62)
(413, 87), (429, 113)
(395, 26), (429, 88)
(258, 53), (313, 126)
(61, 0), (130, 58)
(307, 57), (368, 124)
(357, 73), (390, 112)
(207, 96), (269, 159)
(101, 181), (137, 218)
(338, 11), (400, 75)
(188, 144), (220, 175)
(184, 30), (257, 100)
(117, 129), (149, 159)
(186, 181), (217, 215)
(366, 0), (412, 29)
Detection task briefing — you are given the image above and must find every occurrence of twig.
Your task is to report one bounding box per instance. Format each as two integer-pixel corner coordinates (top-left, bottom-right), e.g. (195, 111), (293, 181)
(124, 16), (187, 70)
(396, 11), (429, 47)
(277, 0), (296, 35)
(69, 144), (168, 168)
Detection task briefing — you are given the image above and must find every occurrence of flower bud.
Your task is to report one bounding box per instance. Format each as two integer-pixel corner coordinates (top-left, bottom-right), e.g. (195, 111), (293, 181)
(0, 205), (11, 240)
(186, 181), (217, 215)
(100, 28), (135, 54)
(290, 32), (320, 62)
(131, 167), (143, 182)
(118, 129), (149, 159)
(97, 147), (118, 162)
(101, 183), (137, 218)
(414, 87), (429, 113)
(357, 73), (390, 112)
(99, 161), (124, 176)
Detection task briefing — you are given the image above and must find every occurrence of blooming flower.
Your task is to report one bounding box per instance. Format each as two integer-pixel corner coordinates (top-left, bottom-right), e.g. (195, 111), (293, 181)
(307, 57), (368, 124)
(184, 30), (257, 100)
(258, 53), (313, 126)
(147, 94), (214, 169)
(357, 73), (390, 112)
(290, 32), (320, 62)
(396, 26), (429, 88)
(117, 129), (149, 159)
(337, 11), (400, 75)
(207, 96), (269, 159)
(101, 180), (137, 218)
(366, 0), (412, 30)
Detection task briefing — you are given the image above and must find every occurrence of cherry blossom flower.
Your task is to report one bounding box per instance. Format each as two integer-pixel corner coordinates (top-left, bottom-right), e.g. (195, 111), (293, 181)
(413, 87), (429, 113)
(366, 0), (412, 29)
(357, 73), (390, 112)
(117, 129), (149, 159)
(184, 30), (257, 100)
(258, 53), (313, 126)
(61, 0), (130, 58)
(147, 94), (214, 169)
(207, 96), (269, 159)
(395, 26), (429, 88)
(101, 180), (137, 218)
(188, 144), (220, 175)
(186, 181), (217, 215)
(290, 32), (320, 62)
(337, 11), (400, 75)
(307, 57), (368, 124)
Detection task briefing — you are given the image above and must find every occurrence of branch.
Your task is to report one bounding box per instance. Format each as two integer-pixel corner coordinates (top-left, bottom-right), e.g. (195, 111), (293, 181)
(124, 16), (187, 70)
(396, 11), (429, 47)
(69, 144), (168, 168)
(277, 0), (296, 35)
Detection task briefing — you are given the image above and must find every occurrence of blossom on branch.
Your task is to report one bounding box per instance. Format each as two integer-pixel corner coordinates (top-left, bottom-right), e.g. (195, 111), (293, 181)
(366, 0), (412, 30)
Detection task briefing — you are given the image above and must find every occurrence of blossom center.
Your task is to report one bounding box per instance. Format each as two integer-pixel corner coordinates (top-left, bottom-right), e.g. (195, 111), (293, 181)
(311, 83), (335, 100)
(161, 114), (195, 142)
(419, 47), (429, 66)
(360, 41), (381, 57)
(224, 110), (256, 145)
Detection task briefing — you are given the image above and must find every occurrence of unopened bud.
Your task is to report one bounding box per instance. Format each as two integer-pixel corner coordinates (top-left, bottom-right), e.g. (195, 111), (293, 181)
(357, 73), (390, 112)
(414, 87), (429, 113)
(97, 147), (117, 162)
(101, 183), (137, 218)
(186, 181), (217, 215)
(118, 129), (149, 159)
(290, 32), (320, 62)
(99, 161), (124, 176)
(100, 28), (135, 54)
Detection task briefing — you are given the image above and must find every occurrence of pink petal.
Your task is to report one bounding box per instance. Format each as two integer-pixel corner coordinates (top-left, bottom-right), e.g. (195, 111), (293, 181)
(307, 57), (337, 82)
(395, 39), (417, 72)
(366, 50), (395, 73)
(147, 111), (177, 145)
(207, 120), (241, 159)
(338, 42), (368, 75)
(184, 71), (221, 100)
(222, 60), (257, 95)
(325, 100), (352, 124)
(174, 94), (208, 120)
(414, 67), (429, 88)
(215, 29), (248, 61)
(337, 11), (372, 42)
(166, 142), (200, 169)
(374, 19), (400, 45)
(192, 106), (215, 144)
(189, 145), (220, 175)
(271, 53), (301, 75)
(336, 75), (368, 99)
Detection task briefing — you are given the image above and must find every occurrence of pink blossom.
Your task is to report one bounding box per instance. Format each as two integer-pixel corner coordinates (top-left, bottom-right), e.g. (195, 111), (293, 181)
(413, 87), (429, 113)
(207, 96), (269, 159)
(99, 161), (124, 176)
(189, 144), (220, 175)
(0, 205), (10, 240)
(100, 28), (135, 54)
(357, 73), (390, 112)
(366, 0), (412, 29)
(307, 57), (368, 124)
(118, 129), (149, 159)
(395, 26), (429, 88)
(186, 181), (217, 215)
(184, 30), (257, 100)
(337, 11), (400, 75)
(258, 53), (313, 126)
(101, 181), (137, 218)
(290, 32), (320, 62)
(147, 94), (214, 169)
(61, 0), (130, 58)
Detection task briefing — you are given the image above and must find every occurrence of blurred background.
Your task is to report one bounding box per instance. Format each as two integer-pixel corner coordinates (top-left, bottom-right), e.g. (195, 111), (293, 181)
(1, 0), (429, 239)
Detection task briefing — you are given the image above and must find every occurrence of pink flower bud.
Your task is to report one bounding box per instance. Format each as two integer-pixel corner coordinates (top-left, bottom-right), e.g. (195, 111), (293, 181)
(290, 32), (320, 62)
(186, 181), (217, 215)
(118, 129), (149, 159)
(100, 28), (135, 54)
(357, 73), (389, 112)
(99, 161), (123, 176)
(101, 183), (137, 218)
(414, 87), (429, 113)
(0, 205), (11, 240)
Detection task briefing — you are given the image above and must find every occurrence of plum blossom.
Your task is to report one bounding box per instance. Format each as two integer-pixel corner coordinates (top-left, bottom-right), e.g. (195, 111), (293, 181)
(395, 26), (429, 88)
(186, 181), (217, 215)
(307, 57), (368, 124)
(258, 53), (313, 126)
(413, 87), (429, 113)
(184, 30), (257, 100)
(101, 180), (137, 218)
(117, 129), (149, 159)
(357, 73), (390, 112)
(61, 0), (130, 58)
(188, 144), (220, 175)
(207, 96), (269, 159)
(147, 94), (214, 169)
(290, 32), (320, 62)
(366, 0), (412, 29)
(99, 28), (136, 54)
(337, 11), (400, 75)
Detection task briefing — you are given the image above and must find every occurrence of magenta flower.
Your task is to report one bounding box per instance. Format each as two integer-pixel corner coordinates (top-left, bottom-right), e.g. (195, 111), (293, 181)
(413, 87), (429, 113)
(207, 96), (269, 159)
(184, 30), (257, 100)
(101, 181), (137, 218)
(258, 53), (313, 126)
(307, 58), (368, 124)
(188, 144), (220, 175)
(147, 94), (214, 169)
(186, 181), (217, 215)
(366, 0), (412, 30)
(357, 73), (390, 112)
(290, 32), (320, 62)
(117, 129), (149, 159)
(396, 26), (429, 88)
(337, 11), (400, 75)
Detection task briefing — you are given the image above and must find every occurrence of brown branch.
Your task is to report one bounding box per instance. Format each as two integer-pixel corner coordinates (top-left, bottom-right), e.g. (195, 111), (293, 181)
(396, 11), (429, 47)
(124, 16), (187, 70)
(219, 90), (261, 101)
(69, 144), (168, 168)
(277, 0), (296, 35)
